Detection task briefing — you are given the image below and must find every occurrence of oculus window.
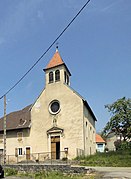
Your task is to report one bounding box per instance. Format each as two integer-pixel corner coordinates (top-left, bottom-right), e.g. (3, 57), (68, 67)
(49, 100), (60, 115)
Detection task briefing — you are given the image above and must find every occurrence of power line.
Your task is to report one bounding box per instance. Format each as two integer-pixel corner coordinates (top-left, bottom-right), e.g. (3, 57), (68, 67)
(0, 0), (91, 100)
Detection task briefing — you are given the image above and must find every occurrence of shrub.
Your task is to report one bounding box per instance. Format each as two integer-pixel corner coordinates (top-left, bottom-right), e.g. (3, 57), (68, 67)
(5, 168), (18, 176)
(119, 141), (131, 150)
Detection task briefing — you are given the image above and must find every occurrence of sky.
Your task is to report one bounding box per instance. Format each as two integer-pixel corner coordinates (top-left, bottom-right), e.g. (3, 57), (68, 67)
(0, 0), (131, 132)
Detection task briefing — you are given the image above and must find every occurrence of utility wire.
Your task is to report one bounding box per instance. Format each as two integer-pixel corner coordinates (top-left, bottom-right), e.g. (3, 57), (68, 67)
(0, 0), (91, 100)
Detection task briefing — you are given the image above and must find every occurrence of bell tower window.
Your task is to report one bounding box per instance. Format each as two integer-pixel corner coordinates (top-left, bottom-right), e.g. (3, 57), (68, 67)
(64, 71), (66, 83)
(67, 75), (69, 85)
(49, 71), (54, 83)
(64, 71), (69, 85)
(55, 70), (60, 81)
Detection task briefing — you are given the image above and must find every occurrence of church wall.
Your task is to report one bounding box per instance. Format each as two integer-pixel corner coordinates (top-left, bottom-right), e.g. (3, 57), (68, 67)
(83, 106), (96, 155)
(0, 51), (97, 161)
(30, 82), (84, 159)
(45, 65), (70, 87)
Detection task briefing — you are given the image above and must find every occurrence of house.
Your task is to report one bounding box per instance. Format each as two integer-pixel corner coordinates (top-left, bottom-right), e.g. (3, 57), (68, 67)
(105, 132), (122, 151)
(0, 49), (97, 162)
(96, 134), (105, 152)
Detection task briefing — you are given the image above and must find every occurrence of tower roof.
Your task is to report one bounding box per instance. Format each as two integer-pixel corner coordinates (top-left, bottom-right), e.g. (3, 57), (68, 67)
(44, 50), (71, 76)
(45, 50), (64, 70)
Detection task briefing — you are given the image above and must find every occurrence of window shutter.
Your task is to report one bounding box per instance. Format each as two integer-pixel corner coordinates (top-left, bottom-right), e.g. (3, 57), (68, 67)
(15, 148), (18, 156)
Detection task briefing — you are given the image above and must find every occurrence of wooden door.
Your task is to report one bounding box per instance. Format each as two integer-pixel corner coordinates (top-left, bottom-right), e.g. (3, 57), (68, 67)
(51, 136), (60, 159)
(51, 142), (56, 159)
(26, 147), (30, 160)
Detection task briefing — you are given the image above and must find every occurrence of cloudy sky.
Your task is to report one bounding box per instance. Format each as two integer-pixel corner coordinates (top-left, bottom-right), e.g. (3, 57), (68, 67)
(0, 0), (131, 132)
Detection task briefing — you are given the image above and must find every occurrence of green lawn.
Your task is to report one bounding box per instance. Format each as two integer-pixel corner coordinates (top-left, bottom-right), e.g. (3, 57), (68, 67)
(5, 169), (98, 179)
(76, 150), (131, 167)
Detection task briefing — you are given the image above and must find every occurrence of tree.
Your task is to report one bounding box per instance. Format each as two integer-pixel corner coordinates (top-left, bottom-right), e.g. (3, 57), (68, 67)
(102, 97), (131, 141)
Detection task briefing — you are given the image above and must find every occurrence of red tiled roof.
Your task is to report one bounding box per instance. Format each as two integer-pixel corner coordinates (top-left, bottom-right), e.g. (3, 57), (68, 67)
(45, 51), (64, 70)
(96, 134), (105, 143)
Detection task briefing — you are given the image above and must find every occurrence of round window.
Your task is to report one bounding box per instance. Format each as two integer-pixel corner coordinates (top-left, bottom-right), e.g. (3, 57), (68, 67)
(49, 100), (60, 114)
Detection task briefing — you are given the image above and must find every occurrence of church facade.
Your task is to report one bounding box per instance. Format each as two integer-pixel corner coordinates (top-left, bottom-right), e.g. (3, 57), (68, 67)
(0, 50), (97, 162)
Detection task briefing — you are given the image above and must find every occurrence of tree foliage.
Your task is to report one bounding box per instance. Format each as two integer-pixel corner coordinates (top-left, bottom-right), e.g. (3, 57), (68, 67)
(102, 97), (131, 141)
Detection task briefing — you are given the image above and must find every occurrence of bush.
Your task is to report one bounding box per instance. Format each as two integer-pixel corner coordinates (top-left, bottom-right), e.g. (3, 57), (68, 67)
(114, 140), (131, 151)
(119, 141), (131, 150)
(5, 168), (18, 176)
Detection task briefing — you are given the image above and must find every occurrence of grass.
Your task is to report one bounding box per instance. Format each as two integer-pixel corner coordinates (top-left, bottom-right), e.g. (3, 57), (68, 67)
(5, 150), (130, 178)
(5, 168), (98, 179)
(76, 150), (131, 167)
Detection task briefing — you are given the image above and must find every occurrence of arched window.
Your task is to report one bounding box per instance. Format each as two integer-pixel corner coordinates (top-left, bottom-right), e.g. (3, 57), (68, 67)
(49, 71), (54, 83)
(64, 71), (67, 83)
(67, 75), (69, 85)
(55, 70), (60, 81)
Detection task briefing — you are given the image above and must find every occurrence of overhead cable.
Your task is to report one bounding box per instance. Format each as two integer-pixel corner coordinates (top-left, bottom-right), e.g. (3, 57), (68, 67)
(0, 0), (91, 100)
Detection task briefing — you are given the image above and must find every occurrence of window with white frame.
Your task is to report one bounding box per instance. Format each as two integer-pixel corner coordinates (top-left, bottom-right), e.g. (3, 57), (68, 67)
(18, 148), (22, 155)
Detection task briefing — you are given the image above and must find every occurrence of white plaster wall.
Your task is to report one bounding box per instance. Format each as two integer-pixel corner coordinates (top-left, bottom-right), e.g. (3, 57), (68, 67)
(83, 106), (96, 155)
(0, 129), (30, 157)
(0, 65), (96, 159)
(30, 81), (84, 159)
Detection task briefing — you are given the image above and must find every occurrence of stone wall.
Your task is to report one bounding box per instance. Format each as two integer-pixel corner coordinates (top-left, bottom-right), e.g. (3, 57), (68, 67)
(4, 164), (94, 174)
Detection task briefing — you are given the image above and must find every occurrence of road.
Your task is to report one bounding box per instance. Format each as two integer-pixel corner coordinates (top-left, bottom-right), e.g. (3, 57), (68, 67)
(86, 166), (131, 179)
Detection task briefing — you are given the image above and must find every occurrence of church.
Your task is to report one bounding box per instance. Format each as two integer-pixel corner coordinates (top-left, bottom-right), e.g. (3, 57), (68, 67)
(0, 49), (97, 162)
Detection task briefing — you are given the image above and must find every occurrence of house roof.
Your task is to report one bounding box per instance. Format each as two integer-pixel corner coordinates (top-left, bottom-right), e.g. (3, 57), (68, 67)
(44, 50), (71, 76)
(0, 105), (31, 132)
(96, 134), (105, 143)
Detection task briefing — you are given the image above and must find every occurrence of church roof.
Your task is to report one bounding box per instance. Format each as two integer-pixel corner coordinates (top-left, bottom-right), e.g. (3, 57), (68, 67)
(0, 105), (31, 132)
(44, 50), (71, 76)
(45, 50), (64, 70)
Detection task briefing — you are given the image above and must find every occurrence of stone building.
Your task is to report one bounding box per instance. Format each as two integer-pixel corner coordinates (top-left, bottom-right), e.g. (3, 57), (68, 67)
(0, 50), (97, 162)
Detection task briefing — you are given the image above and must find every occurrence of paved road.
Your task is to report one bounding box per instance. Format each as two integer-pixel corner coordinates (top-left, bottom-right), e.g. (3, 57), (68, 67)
(86, 166), (131, 179)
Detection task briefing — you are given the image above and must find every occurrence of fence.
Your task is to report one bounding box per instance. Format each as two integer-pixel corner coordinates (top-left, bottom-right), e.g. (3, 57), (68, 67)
(0, 151), (68, 165)
(76, 148), (84, 157)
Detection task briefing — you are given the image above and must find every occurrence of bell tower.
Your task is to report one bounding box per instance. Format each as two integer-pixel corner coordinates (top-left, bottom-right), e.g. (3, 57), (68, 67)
(43, 49), (71, 87)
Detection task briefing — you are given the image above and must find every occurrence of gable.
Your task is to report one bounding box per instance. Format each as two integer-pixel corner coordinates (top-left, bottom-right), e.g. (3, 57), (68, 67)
(65, 85), (97, 122)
